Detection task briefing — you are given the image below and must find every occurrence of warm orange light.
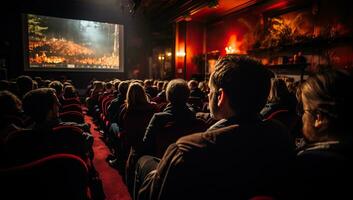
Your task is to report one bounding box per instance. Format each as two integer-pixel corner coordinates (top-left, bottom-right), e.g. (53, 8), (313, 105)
(176, 51), (186, 57)
(158, 55), (165, 61)
(225, 35), (240, 54)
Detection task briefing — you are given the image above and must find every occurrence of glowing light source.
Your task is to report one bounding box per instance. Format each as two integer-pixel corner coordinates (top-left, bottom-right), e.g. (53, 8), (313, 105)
(225, 46), (237, 54)
(225, 35), (240, 54)
(158, 55), (165, 61)
(166, 52), (172, 57)
(176, 51), (186, 57)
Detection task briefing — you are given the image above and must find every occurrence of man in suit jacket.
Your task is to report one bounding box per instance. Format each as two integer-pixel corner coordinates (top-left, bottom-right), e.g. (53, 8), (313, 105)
(136, 55), (295, 200)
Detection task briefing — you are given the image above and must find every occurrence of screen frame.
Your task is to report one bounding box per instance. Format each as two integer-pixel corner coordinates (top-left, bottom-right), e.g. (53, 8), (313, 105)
(22, 13), (124, 73)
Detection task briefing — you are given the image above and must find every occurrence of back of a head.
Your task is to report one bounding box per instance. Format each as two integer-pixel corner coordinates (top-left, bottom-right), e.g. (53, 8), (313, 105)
(188, 80), (198, 90)
(126, 82), (149, 109)
(269, 78), (290, 103)
(166, 79), (190, 105)
(210, 55), (272, 116)
(105, 82), (113, 90)
(49, 81), (64, 97)
(93, 81), (104, 91)
(16, 75), (33, 97)
(301, 68), (353, 135)
(22, 88), (57, 123)
(113, 80), (121, 91)
(144, 79), (153, 88)
(118, 80), (130, 97)
(0, 90), (22, 116)
(63, 85), (77, 98)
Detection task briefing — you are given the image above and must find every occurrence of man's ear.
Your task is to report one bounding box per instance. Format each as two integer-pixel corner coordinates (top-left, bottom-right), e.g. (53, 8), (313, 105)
(217, 89), (225, 107)
(314, 113), (328, 129)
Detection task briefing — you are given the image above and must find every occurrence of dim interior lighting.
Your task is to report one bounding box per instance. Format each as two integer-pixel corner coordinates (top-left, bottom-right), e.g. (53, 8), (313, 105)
(166, 52), (172, 57)
(176, 51), (186, 57)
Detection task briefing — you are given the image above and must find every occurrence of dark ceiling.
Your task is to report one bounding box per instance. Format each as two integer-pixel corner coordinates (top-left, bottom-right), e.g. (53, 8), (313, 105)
(53, 0), (269, 24)
(6, 0), (270, 26)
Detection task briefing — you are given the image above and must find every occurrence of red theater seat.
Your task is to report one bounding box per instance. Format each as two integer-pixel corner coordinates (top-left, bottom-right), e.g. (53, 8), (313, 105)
(60, 111), (85, 124)
(0, 153), (90, 200)
(62, 104), (83, 113)
(61, 97), (81, 106)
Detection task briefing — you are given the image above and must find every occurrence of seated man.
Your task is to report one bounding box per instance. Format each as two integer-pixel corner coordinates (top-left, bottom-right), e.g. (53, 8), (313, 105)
(141, 79), (205, 158)
(136, 55), (295, 200)
(291, 69), (353, 199)
(4, 88), (92, 164)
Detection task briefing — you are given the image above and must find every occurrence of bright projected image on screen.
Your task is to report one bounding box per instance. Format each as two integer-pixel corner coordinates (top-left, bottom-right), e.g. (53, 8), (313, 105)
(26, 14), (124, 72)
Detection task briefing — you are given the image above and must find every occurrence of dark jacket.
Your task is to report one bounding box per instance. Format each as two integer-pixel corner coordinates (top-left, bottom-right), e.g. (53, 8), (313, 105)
(107, 93), (126, 123)
(289, 140), (353, 199)
(138, 117), (295, 200)
(141, 103), (198, 157)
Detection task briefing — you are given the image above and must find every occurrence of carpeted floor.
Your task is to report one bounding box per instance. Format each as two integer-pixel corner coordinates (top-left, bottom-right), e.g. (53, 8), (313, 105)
(85, 115), (131, 200)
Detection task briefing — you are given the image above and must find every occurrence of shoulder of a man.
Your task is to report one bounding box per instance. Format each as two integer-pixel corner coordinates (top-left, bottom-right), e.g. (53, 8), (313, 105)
(175, 124), (239, 153)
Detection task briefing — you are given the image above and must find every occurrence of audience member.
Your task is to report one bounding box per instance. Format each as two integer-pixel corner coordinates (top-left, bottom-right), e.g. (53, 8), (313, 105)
(118, 82), (158, 192)
(16, 75), (33, 99)
(290, 69), (353, 199)
(136, 55), (294, 200)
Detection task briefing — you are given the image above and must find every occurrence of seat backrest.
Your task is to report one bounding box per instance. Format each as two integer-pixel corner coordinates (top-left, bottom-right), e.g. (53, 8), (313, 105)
(61, 97), (81, 106)
(0, 153), (90, 200)
(60, 111), (85, 124)
(266, 109), (289, 120)
(61, 104), (83, 113)
(266, 109), (299, 133)
(4, 126), (88, 165)
(155, 118), (207, 158)
(51, 125), (88, 160)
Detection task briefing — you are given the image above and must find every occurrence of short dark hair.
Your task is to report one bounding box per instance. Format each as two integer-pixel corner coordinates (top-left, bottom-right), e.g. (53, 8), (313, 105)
(22, 88), (57, 122)
(16, 75), (33, 98)
(0, 90), (22, 116)
(118, 81), (130, 97)
(49, 81), (64, 96)
(166, 79), (190, 105)
(210, 55), (272, 116)
(301, 69), (353, 134)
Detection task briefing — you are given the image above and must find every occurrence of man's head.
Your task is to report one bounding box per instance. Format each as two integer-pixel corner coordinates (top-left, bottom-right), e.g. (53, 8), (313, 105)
(49, 81), (64, 97)
(16, 75), (33, 98)
(22, 88), (60, 123)
(299, 69), (353, 142)
(188, 80), (198, 90)
(166, 79), (190, 105)
(0, 90), (22, 116)
(209, 55), (272, 120)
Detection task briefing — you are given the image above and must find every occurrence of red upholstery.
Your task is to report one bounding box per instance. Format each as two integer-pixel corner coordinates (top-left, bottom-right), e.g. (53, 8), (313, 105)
(266, 109), (299, 133)
(4, 126), (88, 164)
(266, 109), (289, 121)
(0, 153), (90, 200)
(60, 111), (85, 124)
(62, 104), (83, 113)
(249, 196), (275, 200)
(61, 97), (81, 106)
(51, 125), (89, 160)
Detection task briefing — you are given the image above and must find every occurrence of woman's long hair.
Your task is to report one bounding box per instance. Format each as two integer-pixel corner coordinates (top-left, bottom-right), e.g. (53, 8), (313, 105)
(126, 82), (150, 110)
